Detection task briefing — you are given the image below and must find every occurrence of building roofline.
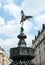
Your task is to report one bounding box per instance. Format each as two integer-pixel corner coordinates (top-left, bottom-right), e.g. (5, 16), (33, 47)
(32, 24), (45, 44)
(34, 37), (45, 49)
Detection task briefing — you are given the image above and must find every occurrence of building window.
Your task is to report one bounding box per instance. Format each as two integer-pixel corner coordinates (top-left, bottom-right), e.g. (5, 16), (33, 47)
(2, 63), (4, 65)
(36, 55), (37, 65)
(43, 34), (45, 38)
(35, 44), (36, 47)
(44, 42), (45, 44)
(2, 59), (5, 65)
(2, 59), (4, 61)
(38, 40), (40, 43)
(39, 46), (40, 49)
(0, 58), (1, 63)
(39, 51), (41, 65)
(44, 48), (45, 58)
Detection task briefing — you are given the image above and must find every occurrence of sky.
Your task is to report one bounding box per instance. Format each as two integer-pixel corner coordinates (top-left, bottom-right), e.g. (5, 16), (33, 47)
(0, 0), (45, 55)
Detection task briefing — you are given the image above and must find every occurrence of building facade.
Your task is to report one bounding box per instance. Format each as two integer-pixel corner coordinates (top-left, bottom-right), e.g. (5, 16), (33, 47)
(0, 47), (11, 65)
(32, 24), (45, 65)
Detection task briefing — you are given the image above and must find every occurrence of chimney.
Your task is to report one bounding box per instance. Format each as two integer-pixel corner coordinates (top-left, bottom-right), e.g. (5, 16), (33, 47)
(38, 31), (40, 36)
(32, 40), (34, 44)
(42, 24), (45, 30)
(35, 36), (36, 40)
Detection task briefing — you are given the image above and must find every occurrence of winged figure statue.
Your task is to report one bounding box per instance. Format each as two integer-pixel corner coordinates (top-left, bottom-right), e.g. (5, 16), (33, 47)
(20, 10), (33, 26)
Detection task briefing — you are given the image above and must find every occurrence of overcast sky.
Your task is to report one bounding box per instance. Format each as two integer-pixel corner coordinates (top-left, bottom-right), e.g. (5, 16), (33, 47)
(0, 0), (45, 55)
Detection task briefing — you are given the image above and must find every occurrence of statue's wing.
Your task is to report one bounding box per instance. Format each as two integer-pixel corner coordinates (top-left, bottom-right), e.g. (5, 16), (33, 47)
(29, 16), (33, 18)
(25, 16), (33, 19)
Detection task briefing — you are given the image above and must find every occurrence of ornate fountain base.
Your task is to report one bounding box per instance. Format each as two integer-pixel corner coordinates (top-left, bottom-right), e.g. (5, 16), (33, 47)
(10, 26), (35, 65)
